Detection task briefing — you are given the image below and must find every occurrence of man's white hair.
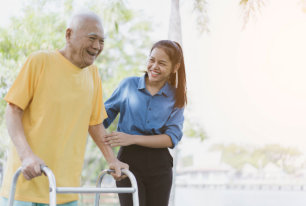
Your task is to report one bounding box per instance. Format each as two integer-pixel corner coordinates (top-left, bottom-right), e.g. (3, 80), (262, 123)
(67, 11), (103, 30)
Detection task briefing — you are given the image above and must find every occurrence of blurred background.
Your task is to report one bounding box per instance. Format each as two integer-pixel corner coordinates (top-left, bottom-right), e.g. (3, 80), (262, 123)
(1, 0), (306, 205)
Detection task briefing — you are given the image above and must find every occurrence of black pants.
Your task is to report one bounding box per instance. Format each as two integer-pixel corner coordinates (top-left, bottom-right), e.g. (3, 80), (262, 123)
(116, 171), (173, 206)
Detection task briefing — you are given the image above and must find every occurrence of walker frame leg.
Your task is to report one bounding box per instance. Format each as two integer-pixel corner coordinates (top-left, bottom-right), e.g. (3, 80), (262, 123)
(8, 167), (139, 206)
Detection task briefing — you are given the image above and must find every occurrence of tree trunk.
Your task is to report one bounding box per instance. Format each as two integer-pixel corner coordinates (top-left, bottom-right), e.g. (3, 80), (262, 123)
(168, 0), (182, 44)
(168, 1), (182, 205)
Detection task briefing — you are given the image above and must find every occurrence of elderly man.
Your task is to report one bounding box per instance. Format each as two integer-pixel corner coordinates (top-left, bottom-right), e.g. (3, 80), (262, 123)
(0, 12), (128, 205)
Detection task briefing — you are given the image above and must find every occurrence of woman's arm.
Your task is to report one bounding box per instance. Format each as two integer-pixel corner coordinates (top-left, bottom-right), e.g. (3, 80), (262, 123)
(104, 107), (184, 149)
(104, 132), (173, 148)
(103, 82), (123, 129)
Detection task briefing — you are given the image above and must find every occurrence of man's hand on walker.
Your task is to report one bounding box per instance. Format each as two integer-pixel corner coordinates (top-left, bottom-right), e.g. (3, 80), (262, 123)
(21, 153), (46, 180)
(108, 159), (129, 181)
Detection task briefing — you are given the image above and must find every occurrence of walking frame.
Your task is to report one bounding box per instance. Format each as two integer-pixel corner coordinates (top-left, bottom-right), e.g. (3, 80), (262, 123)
(8, 166), (139, 206)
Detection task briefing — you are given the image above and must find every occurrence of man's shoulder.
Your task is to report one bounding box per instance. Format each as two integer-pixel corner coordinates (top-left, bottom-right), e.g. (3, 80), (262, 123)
(88, 64), (99, 72)
(28, 50), (57, 61)
(30, 50), (56, 57)
(87, 64), (100, 80)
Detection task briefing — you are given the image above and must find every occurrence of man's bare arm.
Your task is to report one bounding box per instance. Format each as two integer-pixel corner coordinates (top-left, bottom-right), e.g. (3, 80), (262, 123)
(88, 123), (128, 180)
(5, 103), (45, 180)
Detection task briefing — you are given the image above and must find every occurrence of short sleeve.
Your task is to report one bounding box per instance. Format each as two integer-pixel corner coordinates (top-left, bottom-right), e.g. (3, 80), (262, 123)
(89, 69), (108, 125)
(164, 107), (185, 148)
(103, 81), (123, 128)
(4, 52), (44, 110)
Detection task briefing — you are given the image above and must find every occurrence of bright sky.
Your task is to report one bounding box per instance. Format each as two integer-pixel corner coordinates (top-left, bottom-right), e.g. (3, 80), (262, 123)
(1, 0), (306, 150)
(199, 0), (306, 149)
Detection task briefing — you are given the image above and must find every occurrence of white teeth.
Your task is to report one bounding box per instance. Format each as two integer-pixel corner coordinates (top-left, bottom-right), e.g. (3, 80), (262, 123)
(151, 71), (159, 75)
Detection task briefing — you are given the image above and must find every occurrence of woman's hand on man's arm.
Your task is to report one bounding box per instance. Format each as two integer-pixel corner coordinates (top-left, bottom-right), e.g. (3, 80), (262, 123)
(104, 132), (173, 148)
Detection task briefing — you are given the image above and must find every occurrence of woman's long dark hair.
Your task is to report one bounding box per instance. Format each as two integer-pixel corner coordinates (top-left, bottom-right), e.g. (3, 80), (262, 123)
(150, 40), (187, 108)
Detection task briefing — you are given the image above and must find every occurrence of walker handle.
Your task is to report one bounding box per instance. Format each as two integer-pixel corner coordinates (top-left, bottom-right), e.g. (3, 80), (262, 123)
(95, 169), (139, 206)
(8, 165), (57, 206)
(9, 167), (138, 206)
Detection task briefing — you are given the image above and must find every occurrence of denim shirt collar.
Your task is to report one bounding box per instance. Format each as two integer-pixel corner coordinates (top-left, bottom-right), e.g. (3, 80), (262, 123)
(138, 74), (172, 97)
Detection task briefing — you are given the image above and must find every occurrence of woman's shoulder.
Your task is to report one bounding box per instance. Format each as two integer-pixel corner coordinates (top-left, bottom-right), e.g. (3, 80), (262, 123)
(122, 76), (140, 82)
(119, 76), (141, 87)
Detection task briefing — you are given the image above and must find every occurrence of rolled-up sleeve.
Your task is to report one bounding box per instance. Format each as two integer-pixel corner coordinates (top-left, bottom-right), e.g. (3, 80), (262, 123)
(164, 107), (185, 148)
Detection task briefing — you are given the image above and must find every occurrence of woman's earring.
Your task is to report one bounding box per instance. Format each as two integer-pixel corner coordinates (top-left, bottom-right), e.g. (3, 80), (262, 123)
(175, 72), (178, 88)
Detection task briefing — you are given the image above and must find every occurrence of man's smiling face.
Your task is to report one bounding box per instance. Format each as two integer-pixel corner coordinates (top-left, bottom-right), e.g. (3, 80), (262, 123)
(67, 18), (104, 68)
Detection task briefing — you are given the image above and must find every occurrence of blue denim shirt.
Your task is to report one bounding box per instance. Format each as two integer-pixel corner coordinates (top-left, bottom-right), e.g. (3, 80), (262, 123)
(103, 75), (184, 148)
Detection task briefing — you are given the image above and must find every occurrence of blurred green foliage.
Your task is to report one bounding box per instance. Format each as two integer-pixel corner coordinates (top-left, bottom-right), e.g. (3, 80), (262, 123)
(211, 143), (304, 174)
(0, 0), (153, 185)
(183, 119), (207, 141)
(0, 0), (206, 186)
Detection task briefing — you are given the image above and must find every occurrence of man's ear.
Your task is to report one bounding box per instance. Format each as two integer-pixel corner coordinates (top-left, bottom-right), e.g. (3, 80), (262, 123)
(65, 28), (72, 41)
(173, 63), (180, 73)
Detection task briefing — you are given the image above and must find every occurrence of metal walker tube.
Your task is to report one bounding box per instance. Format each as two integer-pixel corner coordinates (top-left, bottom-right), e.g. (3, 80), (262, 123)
(94, 169), (139, 206)
(8, 166), (139, 206)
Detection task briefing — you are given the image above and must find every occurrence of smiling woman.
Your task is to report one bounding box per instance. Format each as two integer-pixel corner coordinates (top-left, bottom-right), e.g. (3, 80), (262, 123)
(102, 40), (187, 206)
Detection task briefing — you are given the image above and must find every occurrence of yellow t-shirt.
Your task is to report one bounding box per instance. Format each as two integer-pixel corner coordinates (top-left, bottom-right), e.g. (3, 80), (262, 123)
(0, 50), (107, 203)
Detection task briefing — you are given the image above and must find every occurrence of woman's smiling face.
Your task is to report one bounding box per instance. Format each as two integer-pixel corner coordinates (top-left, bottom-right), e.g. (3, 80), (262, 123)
(147, 47), (173, 84)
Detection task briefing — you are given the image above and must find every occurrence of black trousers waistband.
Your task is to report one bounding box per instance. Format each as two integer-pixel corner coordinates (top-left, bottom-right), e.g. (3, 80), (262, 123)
(117, 145), (173, 176)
